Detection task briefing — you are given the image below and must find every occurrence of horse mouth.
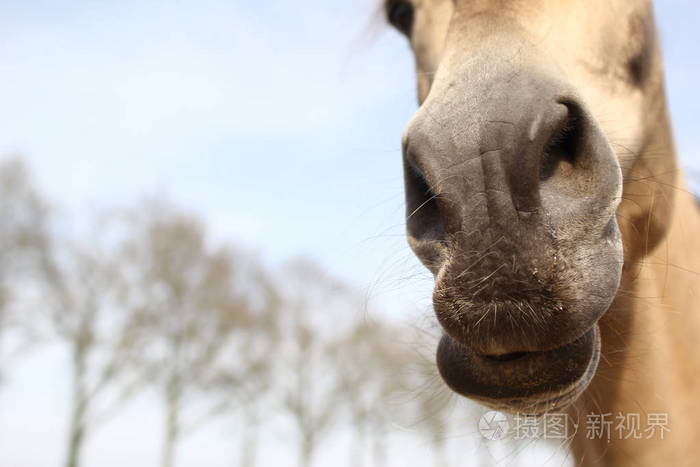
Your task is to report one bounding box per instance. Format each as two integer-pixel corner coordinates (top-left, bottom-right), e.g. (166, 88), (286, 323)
(436, 325), (601, 414)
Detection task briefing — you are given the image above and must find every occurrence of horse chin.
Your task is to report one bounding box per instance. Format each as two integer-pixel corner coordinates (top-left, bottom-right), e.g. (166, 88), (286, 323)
(436, 325), (601, 415)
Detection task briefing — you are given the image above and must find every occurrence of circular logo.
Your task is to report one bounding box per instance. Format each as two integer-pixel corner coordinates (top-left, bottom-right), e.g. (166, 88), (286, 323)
(478, 411), (510, 440)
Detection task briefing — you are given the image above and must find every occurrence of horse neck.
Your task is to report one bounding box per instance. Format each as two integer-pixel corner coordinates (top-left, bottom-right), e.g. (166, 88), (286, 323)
(568, 98), (700, 466)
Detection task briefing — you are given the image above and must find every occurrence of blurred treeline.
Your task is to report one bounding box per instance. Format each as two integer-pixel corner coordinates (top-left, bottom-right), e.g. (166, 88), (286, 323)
(0, 158), (497, 467)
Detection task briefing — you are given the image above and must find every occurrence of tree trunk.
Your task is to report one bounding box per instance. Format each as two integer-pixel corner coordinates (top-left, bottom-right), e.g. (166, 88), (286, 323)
(161, 388), (181, 467)
(64, 407), (86, 467)
(433, 437), (449, 467)
(298, 432), (314, 467)
(352, 418), (366, 467)
(239, 406), (259, 467)
(372, 431), (387, 467)
(65, 344), (89, 467)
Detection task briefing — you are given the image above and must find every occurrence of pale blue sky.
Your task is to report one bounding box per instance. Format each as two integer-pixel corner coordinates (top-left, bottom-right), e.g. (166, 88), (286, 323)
(0, 1), (698, 466)
(0, 0), (433, 316)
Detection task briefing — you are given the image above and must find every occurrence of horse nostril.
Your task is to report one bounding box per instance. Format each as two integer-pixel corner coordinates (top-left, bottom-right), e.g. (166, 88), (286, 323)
(404, 158), (446, 245)
(540, 103), (584, 182)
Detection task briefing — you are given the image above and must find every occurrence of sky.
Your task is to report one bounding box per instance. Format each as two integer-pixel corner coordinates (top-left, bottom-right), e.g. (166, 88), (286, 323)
(0, 1), (698, 466)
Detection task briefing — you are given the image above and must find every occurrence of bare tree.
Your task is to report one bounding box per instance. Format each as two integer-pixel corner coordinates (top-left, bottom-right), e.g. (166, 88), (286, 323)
(331, 318), (414, 467)
(39, 216), (151, 467)
(398, 330), (457, 467)
(416, 391), (454, 467)
(0, 158), (50, 380)
(275, 259), (355, 467)
(120, 202), (265, 467)
(207, 267), (281, 467)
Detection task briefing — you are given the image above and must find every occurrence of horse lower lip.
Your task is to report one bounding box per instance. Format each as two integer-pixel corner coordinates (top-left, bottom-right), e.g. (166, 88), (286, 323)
(436, 325), (601, 410)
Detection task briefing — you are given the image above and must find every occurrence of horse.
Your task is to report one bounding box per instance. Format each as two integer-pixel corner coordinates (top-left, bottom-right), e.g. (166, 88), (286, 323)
(381, 0), (700, 464)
